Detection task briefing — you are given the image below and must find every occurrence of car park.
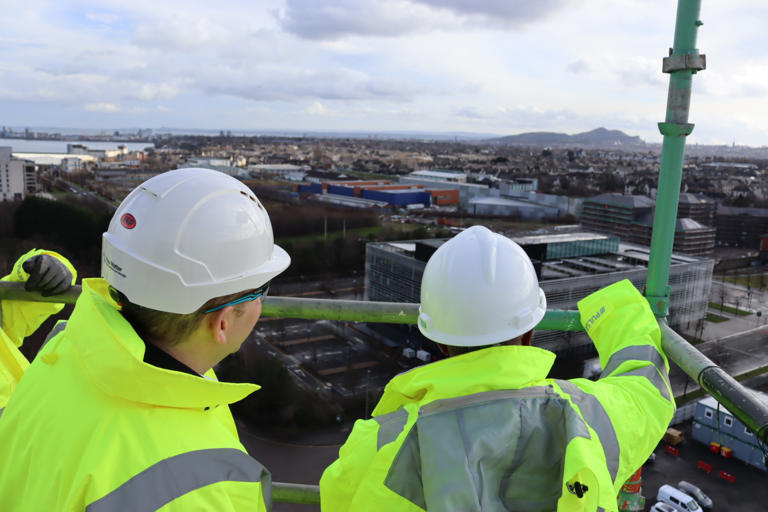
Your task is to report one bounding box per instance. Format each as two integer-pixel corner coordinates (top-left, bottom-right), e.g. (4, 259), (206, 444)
(657, 484), (702, 512)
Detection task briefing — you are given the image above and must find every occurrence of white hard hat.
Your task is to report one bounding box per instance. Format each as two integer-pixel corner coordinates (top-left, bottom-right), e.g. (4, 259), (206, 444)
(417, 225), (546, 347)
(102, 168), (290, 314)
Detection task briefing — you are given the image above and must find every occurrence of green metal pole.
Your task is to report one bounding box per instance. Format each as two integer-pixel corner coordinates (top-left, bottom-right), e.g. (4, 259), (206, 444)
(0, 282), (584, 331)
(272, 482), (321, 505)
(645, 0), (706, 317)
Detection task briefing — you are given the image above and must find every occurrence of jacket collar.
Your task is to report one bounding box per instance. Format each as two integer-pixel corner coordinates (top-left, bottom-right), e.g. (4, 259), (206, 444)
(372, 345), (556, 416)
(65, 278), (259, 409)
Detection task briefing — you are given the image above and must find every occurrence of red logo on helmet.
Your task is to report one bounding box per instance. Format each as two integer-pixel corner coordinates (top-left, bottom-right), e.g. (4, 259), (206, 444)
(121, 213), (137, 229)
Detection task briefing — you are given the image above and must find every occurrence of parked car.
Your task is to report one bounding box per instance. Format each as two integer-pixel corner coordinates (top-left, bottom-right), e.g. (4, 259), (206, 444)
(677, 481), (713, 509)
(650, 502), (678, 512)
(657, 484), (702, 512)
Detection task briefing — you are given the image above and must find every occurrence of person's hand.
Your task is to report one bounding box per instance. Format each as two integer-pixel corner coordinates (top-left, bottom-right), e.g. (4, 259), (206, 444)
(21, 255), (74, 297)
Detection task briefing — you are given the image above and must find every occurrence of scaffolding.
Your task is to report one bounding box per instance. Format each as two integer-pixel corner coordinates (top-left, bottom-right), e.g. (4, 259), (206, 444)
(1, 0), (767, 507)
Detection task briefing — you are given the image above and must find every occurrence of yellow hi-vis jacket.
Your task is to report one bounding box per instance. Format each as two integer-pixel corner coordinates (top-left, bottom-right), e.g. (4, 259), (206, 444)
(0, 248), (76, 409)
(0, 278), (270, 511)
(320, 279), (675, 512)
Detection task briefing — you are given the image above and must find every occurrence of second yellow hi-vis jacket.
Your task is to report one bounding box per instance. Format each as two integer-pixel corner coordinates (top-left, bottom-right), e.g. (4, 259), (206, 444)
(320, 279), (676, 512)
(0, 278), (270, 511)
(0, 248), (76, 410)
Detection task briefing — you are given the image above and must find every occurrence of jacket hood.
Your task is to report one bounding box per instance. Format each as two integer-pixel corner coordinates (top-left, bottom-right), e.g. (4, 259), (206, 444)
(372, 345), (556, 416)
(62, 278), (258, 409)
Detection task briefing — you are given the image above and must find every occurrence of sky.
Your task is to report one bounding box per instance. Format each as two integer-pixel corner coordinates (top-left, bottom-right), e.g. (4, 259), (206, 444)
(1, 0), (767, 146)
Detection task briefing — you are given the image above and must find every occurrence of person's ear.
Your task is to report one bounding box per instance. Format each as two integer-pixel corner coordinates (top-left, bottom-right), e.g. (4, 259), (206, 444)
(208, 306), (234, 344)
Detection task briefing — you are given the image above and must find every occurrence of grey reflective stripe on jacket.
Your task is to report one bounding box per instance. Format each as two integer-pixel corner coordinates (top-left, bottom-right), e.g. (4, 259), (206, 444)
(384, 387), (591, 512)
(374, 408), (408, 449)
(40, 320), (67, 353)
(556, 380), (620, 483)
(599, 345), (672, 401)
(86, 448), (271, 512)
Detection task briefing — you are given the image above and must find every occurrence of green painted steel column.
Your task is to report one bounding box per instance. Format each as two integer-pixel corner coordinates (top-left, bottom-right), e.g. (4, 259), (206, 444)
(646, 0), (706, 317)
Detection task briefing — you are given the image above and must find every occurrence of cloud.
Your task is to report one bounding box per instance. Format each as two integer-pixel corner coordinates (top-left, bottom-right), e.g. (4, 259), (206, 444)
(133, 16), (234, 51)
(567, 59), (589, 74)
(84, 12), (120, 25)
(277, 0), (567, 40)
(85, 102), (120, 113)
(740, 83), (768, 98)
(415, 0), (566, 25)
(456, 107), (488, 119)
(277, 0), (426, 40)
(196, 67), (416, 103)
(304, 102), (331, 115)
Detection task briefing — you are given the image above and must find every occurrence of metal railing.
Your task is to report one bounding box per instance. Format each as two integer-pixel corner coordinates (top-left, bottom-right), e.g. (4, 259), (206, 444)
(2, 281), (768, 504)
(3, 0), (767, 506)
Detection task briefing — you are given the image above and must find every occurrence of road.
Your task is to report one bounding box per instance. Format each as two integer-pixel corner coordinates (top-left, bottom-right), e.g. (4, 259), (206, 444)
(60, 179), (117, 211)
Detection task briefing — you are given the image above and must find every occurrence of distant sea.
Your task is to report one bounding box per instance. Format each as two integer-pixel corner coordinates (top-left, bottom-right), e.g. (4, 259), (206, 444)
(0, 138), (154, 153)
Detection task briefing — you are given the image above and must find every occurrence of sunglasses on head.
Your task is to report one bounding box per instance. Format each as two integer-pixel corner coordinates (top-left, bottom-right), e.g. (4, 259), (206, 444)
(203, 281), (270, 314)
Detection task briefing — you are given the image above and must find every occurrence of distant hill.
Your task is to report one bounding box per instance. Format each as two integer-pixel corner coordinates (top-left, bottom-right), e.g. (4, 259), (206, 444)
(490, 127), (646, 148)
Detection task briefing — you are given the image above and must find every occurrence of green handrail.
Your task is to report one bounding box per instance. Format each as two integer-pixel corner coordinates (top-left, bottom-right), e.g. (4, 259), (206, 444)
(272, 482), (321, 505)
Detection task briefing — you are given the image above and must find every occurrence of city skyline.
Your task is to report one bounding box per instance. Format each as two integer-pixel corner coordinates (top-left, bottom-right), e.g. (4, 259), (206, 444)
(2, 1), (767, 146)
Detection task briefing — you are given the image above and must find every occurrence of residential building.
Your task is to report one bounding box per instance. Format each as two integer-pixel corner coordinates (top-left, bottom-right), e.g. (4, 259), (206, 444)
(0, 147), (37, 201)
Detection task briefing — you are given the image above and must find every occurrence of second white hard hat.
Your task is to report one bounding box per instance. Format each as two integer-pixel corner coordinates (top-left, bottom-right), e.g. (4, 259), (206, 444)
(102, 168), (290, 314)
(417, 225), (546, 346)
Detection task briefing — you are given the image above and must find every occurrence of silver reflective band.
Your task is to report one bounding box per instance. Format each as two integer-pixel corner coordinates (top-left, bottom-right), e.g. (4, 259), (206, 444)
(600, 345), (666, 380)
(556, 380), (620, 483)
(374, 408), (408, 450)
(599, 345), (672, 401)
(86, 448), (271, 512)
(618, 366), (672, 402)
(40, 320), (67, 352)
(385, 387), (592, 511)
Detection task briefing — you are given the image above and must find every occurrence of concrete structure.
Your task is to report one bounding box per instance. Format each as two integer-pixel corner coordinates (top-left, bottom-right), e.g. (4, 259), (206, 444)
(581, 193), (715, 256)
(365, 232), (713, 355)
(498, 178), (538, 195)
(1, 147), (37, 201)
(409, 169), (467, 183)
(580, 193), (655, 240)
(692, 394), (767, 471)
(468, 196), (558, 220)
(716, 206), (768, 249)
(678, 193), (716, 226)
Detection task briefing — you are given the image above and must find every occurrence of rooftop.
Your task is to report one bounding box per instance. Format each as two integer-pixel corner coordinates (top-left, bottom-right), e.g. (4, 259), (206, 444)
(584, 193), (655, 209)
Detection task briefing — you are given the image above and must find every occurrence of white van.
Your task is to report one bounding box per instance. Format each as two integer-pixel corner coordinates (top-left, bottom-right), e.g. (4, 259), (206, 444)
(657, 484), (702, 512)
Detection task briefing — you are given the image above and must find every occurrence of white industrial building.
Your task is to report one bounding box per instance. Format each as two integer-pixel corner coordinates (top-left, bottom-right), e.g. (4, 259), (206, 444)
(1, 147), (37, 201)
(364, 232), (713, 356)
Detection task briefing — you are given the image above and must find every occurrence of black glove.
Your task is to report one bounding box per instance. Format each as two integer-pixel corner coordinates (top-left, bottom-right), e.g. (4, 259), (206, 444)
(22, 254), (73, 297)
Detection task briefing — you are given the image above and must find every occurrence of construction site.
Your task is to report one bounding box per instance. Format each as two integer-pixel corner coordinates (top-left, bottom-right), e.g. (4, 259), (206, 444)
(3, 1), (768, 511)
